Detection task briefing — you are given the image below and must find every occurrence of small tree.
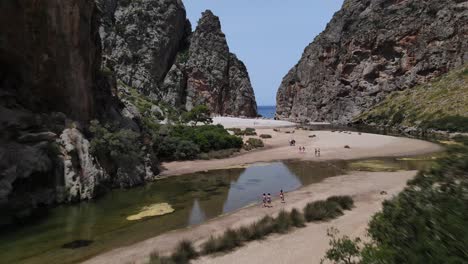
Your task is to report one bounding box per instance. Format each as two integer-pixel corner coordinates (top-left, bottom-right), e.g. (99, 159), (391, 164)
(182, 105), (213, 126)
(321, 228), (362, 264)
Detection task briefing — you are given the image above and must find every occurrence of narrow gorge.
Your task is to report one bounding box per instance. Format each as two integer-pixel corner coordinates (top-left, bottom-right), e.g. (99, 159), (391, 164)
(0, 0), (257, 227)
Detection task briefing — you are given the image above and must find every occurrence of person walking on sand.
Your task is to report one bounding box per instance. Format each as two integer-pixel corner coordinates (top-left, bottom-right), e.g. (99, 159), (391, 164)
(315, 148), (318, 156)
(262, 193), (267, 207)
(267, 193), (272, 207)
(318, 148), (321, 157)
(280, 189), (285, 203)
(303, 146), (306, 152)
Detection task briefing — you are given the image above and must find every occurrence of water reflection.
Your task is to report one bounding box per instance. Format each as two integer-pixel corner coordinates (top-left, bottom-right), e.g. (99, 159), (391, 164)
(0, 157), (433, 264)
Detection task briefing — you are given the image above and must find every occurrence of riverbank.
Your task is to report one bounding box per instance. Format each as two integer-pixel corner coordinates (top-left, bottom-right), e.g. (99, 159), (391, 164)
(84, 170), (417, 264)
(160, 128), (442, 177)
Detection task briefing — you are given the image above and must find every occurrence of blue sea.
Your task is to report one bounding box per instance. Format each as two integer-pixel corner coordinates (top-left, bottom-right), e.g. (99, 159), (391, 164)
(258, 105), (276, 119)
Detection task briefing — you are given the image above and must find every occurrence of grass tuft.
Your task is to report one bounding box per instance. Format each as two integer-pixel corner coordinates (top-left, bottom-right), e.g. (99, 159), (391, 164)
(326, 195), (354, 210)
(290, 208), (306, 228)
(304, 200), (343, 222)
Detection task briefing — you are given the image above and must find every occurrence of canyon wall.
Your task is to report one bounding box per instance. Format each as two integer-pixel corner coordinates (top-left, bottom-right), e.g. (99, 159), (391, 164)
(276, 0), (468, 123)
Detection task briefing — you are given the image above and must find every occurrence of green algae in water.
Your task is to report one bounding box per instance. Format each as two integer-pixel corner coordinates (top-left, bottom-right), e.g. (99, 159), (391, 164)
(349, 160), (402, 172)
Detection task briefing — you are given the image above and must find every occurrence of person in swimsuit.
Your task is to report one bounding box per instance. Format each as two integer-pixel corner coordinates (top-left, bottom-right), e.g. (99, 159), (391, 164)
(280, 189), (285, 203)
(262, 193), (267, 207)
(267, 193), (272, 207)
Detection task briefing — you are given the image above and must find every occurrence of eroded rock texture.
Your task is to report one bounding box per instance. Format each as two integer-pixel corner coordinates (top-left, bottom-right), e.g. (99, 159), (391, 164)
(99, 0), (190, 96)
(276, 0), (468, 123)
(185, 11), (257, 117)
(99, 2), (257, 117)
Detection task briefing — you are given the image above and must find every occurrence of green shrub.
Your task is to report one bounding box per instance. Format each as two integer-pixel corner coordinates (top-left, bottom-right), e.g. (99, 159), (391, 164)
(201, 236), (218, 255)
(274, 210), (292, 233)
(327, 196), (354, 210)
(228, 128), (257, 136)
(157, 137), (200, 161)
(170, 125), (243, 153)
(421, 115), (468, 133)
(148, 252), (175, 264)
(304, 200), (343, 222)
(237, 225), (256, 242)
(217, 229), (242, 252)
(89, 120), (143, 173)
(321, 228), (362, 264)
(322, 139), (468, 263)
(254, 215), (276, 238)
(243, 138), (264, 151)
(244, 128), (257, 136)
(259, 134), (272, 139)
(181, 105), (213, 125)
(171, 240), (198, 264)
(290, 209), (306, 228)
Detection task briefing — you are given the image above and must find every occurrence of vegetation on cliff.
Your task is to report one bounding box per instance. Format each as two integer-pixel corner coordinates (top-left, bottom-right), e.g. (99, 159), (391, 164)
(355, 65), (468, 133)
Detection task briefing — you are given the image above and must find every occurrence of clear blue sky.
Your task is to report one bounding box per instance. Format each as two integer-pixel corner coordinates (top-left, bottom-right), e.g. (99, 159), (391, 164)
(185, 0), (344, 106)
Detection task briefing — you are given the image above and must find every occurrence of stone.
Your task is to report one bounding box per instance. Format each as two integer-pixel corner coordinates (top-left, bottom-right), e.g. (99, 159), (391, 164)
(59, 128), (108, 202)
(276, 0), (468, 124)
(99, 2), (258, 117)
(184, 11), (258, 117)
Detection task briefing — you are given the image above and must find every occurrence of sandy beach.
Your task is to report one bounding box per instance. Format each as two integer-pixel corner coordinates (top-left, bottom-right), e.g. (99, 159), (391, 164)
(160, 128), (441, 177)
(84, 118), (442, 264)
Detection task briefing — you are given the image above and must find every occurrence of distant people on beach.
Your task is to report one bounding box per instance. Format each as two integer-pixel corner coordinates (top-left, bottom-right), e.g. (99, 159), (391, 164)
(299, 146), (306, 153)
(262, 193), (267, 207)
(314, 148), (321, 157)
(280, 189), (285, 203)
(267, 193), (272, 207)
(289, 139), (296, 146)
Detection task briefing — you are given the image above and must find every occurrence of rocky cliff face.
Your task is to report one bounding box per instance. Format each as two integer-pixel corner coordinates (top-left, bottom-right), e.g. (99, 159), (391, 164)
(184, 11), (257, 117)
(98, 0), (190, 96)
(0, 0), (256, 227)
(0, 0), (101, 122)
(0, 0), (152, 226)
(276, 0), (468, 123)
(100, 3), (257, 117)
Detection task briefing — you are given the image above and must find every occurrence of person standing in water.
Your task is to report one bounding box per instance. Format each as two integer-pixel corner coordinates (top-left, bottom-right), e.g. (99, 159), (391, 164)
(280, 189), (285, 203)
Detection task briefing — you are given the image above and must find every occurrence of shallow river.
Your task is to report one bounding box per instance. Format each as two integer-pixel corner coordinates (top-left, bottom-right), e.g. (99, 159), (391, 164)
(0, 157), (433, 264)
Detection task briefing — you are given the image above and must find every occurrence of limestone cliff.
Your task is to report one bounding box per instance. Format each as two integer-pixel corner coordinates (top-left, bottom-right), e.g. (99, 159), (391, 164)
(276, 0), (468, 124)
(0, 0), (153, 226)
(100, 3), (257, 117)
(0, 0), (256, 227)
(184, 11), (257, 117)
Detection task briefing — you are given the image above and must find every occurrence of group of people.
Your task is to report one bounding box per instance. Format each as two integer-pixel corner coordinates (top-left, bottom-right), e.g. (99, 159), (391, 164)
(314, 148), (321, 157)
(289, 139), (296, 146)
(299, 146), (306, 152)
(262, 190), (285, 207)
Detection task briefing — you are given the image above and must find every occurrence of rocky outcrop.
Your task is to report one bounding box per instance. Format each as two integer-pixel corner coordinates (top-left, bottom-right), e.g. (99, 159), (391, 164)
(0, 0), (140, 226)
(99, 2), (257, 117)
(99, 0), (190, 96)
(184, 11), (257, 117)
(59, 128), (107, 202)
(276, 0), (468, 124)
